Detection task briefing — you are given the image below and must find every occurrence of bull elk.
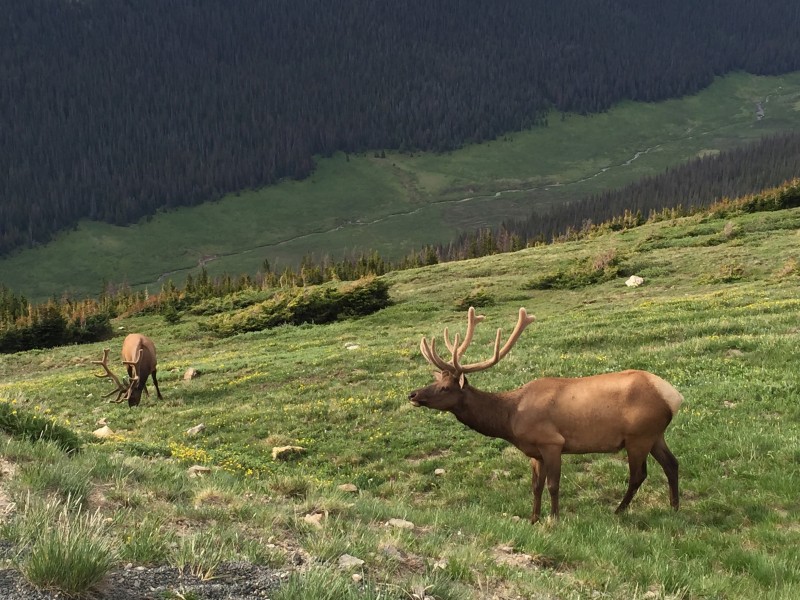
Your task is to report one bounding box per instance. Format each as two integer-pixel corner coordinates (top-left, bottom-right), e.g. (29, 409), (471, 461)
(408, 307), (683, 522)
(92, 333), (163, 407)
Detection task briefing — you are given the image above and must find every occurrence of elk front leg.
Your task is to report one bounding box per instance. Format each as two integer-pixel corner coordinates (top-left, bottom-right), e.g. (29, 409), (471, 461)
(539, 445), (563, 520)
(530, 458), (546, 523)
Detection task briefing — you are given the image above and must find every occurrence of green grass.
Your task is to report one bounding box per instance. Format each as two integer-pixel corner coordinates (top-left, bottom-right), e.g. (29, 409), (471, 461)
(3, 71), (800, 301)
(1, 206), (800, 598)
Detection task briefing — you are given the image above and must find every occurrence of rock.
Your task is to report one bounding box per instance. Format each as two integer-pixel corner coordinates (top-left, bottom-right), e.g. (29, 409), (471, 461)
(187, 465), (212, 478)
(345, 343), (360, 351)
(183, 368), (200, 380)
(379, 544), (403, 559)
(338, 554), (365, 569)
(434, 468), (446, 476)
(186, 423), (206, 436)
(338, 483), (359, 493)
(625, 275), (644, 287)
(352, 573), (363, 583)
(92, 425), (114, 439)
(387, 518), (414, 529)
(271, 445), (306, 461)
(303, 512), (324, 529)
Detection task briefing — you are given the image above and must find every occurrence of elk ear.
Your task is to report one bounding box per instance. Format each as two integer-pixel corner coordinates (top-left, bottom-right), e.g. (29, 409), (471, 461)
(458, 373), (467, 389)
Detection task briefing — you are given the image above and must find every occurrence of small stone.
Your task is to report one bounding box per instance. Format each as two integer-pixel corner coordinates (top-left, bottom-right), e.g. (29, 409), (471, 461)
(338, 554), (365, 569)
(625, 275), (644, 287)
(271, 445), (306, 460)
(187, 465), (212, 478)
(379, 544), (403, 559)
(387, 518), (414, 529)
(183, 368), (201, 380)
(352, 574), (363, 583)
(186, 423), (206, 436)
(434, 468), (445, 476)
(303, 512), (324, 529)
(338, 483), (358, 493)
(92, 425), (114, 439)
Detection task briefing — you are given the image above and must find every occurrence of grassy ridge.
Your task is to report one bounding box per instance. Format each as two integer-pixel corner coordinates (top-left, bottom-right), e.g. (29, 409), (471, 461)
(3, 71), (800, 302)
(1, 204), (799, 598)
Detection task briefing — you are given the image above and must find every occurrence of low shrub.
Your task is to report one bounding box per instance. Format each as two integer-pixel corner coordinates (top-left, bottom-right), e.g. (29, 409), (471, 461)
(454, 290), (496, 310)
(526, 248), (622, 290)
(203, 277), (391, 337)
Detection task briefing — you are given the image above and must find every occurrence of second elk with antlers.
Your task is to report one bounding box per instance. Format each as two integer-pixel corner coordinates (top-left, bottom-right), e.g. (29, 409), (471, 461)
(93, 334), (164, 407)
(408, 307), (683, 522)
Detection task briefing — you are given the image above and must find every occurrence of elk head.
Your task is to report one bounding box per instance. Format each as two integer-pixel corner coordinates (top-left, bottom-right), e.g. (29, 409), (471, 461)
(408, 307), (536, 411)
(91, 347), (142, 406)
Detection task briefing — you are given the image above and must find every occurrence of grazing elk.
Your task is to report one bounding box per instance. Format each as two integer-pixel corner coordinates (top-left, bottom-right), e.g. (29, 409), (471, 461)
(92, 333), (163, 407)
(408, 307), (683, 522)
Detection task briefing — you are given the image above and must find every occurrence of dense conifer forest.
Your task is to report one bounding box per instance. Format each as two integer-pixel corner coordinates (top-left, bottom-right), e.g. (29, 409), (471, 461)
(2, 0), (800, 256)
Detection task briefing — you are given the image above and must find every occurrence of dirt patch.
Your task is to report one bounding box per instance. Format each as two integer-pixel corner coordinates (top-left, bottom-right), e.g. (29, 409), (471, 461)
(0, 459), (17, 522)
(406, 449), (451, 464)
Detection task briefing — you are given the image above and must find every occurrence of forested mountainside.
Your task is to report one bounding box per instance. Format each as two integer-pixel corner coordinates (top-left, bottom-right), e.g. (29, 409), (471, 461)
(2, 1), (800, 257)
(499, 132), (800, 246)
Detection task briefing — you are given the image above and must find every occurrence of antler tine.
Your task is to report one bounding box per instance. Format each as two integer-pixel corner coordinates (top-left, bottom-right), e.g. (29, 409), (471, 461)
(122, 348), (144, 367)
(420, 336), (456, 373)
(91, 348), (128, 403)
(458, 308), (536, 374)
(443, 307), (486, 362)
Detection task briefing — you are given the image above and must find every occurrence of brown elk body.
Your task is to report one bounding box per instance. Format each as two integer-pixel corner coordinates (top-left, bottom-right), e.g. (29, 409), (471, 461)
(92, 333), (163, 407)
(407, 307), (683, 522)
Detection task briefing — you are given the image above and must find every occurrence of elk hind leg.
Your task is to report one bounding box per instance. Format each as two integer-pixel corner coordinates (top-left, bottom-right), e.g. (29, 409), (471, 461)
(151, 370), (163, 400)
(650, 435), (679, 510)
(615, 440), (651, 514)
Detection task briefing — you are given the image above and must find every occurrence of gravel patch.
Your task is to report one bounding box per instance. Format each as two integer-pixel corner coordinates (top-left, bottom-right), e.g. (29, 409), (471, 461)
(0, 561), (287, 600)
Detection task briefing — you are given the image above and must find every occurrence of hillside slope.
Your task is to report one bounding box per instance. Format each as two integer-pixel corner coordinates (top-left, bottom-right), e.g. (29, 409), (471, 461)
(1, 204), (799, 598)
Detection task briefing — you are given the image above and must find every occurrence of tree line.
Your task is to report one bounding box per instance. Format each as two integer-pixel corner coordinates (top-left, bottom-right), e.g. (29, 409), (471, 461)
(2, 0), (800, 255)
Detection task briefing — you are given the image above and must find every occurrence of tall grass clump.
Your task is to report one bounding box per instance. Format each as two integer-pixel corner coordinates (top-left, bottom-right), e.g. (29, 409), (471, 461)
(11, 495), (117, 597)
(0, 400), (82, 454)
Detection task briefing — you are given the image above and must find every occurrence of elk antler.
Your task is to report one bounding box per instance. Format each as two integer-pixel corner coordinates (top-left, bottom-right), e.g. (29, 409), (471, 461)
(122, 348), (144, 388)
(420, 307), (536, 375)
(443, 306), (485, 364)
(91, 348), (130, 404)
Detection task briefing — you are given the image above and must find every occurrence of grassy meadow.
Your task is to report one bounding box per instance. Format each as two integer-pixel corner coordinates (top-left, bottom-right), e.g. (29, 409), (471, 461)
(3, 71), (800, 301)
(1, 204), (799, 598)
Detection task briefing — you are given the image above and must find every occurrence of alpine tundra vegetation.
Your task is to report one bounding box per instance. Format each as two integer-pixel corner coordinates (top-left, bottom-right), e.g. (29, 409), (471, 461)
(1, 201), (799, 598)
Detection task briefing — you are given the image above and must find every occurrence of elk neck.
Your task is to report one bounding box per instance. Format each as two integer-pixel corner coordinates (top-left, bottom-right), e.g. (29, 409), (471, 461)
(451, 384), (520, 442)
